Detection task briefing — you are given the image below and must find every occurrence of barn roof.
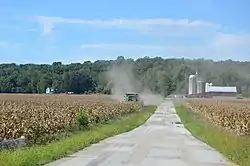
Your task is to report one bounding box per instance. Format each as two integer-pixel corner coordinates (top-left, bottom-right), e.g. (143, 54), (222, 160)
(207, 86), (237, 93)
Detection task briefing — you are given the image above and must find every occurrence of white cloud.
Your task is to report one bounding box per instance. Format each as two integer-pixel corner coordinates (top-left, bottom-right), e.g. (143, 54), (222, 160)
(213, 33), (250, 46)
(35, 16), (222, 36)
(80, 38), (250, 61)
(37, 16), (218, 27)
(81, 43), (164, 50)
(34, 16), (250, 61)
(80, 43), (192, 53)
(209, 33), (250, 59)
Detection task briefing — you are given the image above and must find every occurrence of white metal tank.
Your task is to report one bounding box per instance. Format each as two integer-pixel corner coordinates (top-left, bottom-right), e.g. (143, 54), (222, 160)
(188, 75), (197, 94)
(197, 81), (205, 94)
(205, 83), (209, 92)
(205, 82), (213, 92)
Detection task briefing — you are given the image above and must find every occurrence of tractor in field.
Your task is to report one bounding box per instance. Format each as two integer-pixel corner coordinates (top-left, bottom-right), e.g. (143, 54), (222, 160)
(124, 92), (144, 106)
(124, 93), (139, 102)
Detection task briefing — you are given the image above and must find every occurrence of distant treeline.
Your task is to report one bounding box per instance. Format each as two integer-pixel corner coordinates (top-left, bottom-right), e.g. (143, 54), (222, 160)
(0, 56), (250, 97)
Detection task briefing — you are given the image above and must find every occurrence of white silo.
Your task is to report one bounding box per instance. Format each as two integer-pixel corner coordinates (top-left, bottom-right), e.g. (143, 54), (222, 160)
(197, 80), (205, 94)
(205, 83), (213, 92)
(188, 75), (197, 94)
(205, 82), (209, 92)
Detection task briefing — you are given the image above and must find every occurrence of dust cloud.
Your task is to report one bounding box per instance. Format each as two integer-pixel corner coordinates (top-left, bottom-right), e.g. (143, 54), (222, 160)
(107, 63), (164, 106)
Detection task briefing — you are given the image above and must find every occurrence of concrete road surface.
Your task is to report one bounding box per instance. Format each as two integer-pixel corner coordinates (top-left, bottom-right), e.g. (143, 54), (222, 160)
(46, 100), (233, 166)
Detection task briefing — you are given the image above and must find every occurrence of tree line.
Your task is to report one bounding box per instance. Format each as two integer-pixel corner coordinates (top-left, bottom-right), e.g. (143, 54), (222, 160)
(0, 56), (250, 97)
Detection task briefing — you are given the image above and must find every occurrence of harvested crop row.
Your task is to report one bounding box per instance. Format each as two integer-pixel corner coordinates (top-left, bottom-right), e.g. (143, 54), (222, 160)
(0, 94), (142, 144)
(187, 99), (250, 136)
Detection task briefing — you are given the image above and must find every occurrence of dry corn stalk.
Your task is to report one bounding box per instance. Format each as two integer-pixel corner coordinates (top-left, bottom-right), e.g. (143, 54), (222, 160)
(0, 94), (142, 143)
(187, 99), (250, 136)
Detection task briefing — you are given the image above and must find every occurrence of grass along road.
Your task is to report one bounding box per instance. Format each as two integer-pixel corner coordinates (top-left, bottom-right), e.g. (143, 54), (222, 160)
(175, 105), (250, 166)
(0, 106), (157, 166)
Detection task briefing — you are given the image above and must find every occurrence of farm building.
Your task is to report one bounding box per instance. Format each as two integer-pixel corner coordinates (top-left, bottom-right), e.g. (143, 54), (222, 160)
(205, 86), (237, 97)
(45, 88), (54, 94)
(188, 85), (237, 98)
(187, 72), (237, 98)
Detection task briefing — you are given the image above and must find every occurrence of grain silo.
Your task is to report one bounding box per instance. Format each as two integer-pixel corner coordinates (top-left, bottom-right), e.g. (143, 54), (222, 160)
(205, 83), (209, 92)
(205, 82), (213, 92)
(197, 80), (205, 94)
(188, 75), (197, 94)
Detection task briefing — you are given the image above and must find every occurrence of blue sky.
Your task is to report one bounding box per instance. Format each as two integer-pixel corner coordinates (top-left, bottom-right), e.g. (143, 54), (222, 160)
(0, 0), (250, 64)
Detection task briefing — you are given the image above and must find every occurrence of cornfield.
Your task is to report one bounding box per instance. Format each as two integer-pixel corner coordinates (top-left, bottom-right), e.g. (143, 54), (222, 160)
(0, 94), (142, 144)
(187, 99), (250, 136)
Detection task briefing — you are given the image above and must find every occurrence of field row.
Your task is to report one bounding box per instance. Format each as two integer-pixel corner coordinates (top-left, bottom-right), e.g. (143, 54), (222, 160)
(0, 94), (142, 144)
(187, 99), (250, 136)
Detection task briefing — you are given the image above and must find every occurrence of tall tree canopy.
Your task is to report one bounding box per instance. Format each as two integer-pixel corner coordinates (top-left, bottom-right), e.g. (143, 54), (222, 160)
(0, 57), (249, 97)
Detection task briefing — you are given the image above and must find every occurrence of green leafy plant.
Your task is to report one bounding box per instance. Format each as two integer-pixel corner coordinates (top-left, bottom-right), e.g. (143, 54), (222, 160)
(76, 110), (89, 129)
